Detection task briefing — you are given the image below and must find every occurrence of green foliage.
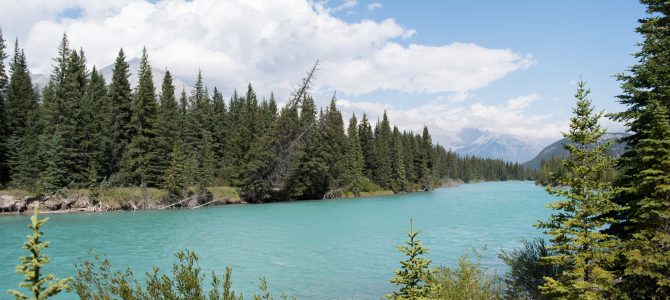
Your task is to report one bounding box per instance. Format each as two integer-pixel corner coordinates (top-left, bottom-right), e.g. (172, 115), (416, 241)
(388, 219), (432, 299)
(8, 208), (71, 300)
(498, 238), (562, 299)
(535, 81), (621, 299)
(0, 28), (9, 185)
(72, 249), (287, 300)
(121, 48), (161, 187)
(427, 252), (504, 300)
(607, 1), (670, 297)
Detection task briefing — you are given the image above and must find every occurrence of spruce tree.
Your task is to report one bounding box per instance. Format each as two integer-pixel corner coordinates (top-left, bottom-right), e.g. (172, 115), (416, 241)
(107, 48), (133, 177)
(342, 113), (364, 195)
(211, 86), (228, 179)
(8, 208), (71, 300)
(535, 81), (621, 299)
(358, 114), (375, 180)
(608, 1), (670, 297)
(121, 48), (160, 187)
(374, 112), (393, 189)
(388, 219), (432, 299)
(156, 70), (179, 181)
(615, 99), (670, 297)
(391, 126), (407, 192)
(5, 41), (40, 189)
(0, 28), (9, 184)
(81, 67), (110, 180)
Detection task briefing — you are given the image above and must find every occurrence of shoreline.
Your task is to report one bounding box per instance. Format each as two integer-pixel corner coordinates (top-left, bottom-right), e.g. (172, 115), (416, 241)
(0, 181), (467, 216)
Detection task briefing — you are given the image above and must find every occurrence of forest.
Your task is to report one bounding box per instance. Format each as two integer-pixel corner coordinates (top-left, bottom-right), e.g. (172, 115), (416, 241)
(0, 32), (528, 204)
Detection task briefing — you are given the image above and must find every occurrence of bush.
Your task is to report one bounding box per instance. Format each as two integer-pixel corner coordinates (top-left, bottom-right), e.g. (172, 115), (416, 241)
(498, 238), (561, 299)
(73, 250), (291, 300)
(427, 251), (504, 300)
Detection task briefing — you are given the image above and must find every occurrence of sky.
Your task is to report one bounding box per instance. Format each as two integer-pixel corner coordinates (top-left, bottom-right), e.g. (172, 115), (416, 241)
(0, 0), (647, 148)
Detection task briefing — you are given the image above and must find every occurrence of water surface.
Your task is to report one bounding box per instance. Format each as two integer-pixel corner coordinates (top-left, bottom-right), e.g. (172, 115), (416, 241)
(0, 181), (553, 299)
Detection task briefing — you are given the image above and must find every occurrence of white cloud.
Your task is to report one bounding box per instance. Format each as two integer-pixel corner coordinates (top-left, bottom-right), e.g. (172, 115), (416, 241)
(330, 0), (358, 13)
(2, 0), (534, 101)
(337, 96), (566, 147)
(506, 93), (538, 110)
(367, 2), (383, 11)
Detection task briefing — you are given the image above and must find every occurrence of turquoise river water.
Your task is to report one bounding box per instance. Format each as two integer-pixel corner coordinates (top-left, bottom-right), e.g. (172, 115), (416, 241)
(0, 181), (553, 299)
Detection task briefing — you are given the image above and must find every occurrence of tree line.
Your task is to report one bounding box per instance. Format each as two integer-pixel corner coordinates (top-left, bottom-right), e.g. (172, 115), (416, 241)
(0, 32), (528, 203)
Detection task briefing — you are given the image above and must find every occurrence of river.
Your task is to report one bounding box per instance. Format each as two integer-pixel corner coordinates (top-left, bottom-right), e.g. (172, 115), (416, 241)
(0, 181), (553, 299)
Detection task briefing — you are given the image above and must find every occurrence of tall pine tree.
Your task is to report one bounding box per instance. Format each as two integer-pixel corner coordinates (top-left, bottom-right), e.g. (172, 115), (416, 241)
(121, 48), (160, 187)
(608, 1), (670, 297)
(536, 81), (621, 299)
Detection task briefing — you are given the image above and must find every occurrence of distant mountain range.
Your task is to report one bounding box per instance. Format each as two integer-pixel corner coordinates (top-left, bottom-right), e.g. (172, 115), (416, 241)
(30, 57), (191, 92)
(452, 128), (542, 163)
(522, 132), (629, 169)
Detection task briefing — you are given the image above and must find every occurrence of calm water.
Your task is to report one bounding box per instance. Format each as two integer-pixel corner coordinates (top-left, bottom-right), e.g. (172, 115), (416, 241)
(0, 181), (553, 299)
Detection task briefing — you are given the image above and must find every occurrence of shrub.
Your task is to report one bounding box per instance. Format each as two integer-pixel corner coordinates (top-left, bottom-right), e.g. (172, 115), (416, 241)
(498, 238), (561, 299)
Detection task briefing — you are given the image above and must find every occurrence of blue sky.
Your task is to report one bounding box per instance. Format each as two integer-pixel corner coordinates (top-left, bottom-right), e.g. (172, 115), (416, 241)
(0, 0), (647, 147)
(334, 0), (644, 119)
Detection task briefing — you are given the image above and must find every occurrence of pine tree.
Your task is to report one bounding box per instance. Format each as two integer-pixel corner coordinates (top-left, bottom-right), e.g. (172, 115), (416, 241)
(8, 208), (71, 300)
(121, 48), (160, 187)
(156, 70), (180, 181)
(81, 67), (110, 180)
(0, 28), (9, 184)
(211, 87), (228, 180)
(391, 126), (406, 193)
(374, 112), (393, 189)
(107, 49), (133, 177)
(535, 81), (620, 299)
(419, 126), (433, 190)
(388, 219), (432, 299)
(5, 41), (40, 189)
(40, 133), (67, 193)
(342, 113), (364, 195)
(613, 99), (670, 297)
(358, 114), (375, 180)
(607, 1), (670, 297)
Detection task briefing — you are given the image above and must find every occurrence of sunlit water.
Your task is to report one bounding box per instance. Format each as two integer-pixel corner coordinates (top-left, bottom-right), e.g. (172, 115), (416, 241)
(0, 181), (553, 299)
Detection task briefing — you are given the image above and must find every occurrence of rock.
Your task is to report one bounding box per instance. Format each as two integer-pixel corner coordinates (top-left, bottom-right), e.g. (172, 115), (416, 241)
(70, 196), (91, 209)
(0, 195), (18, 212)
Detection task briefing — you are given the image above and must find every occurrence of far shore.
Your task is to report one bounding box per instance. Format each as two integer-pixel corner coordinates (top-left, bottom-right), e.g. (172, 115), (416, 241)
(0, 180), (465, 216)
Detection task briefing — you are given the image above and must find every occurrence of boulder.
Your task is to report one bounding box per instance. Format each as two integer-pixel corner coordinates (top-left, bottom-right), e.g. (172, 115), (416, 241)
(0, 195), (18, 212)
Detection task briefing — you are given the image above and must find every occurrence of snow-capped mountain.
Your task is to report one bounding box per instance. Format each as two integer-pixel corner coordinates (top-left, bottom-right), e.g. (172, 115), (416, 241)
(30, 58), (191, 92)
(452, 128), (542, 163)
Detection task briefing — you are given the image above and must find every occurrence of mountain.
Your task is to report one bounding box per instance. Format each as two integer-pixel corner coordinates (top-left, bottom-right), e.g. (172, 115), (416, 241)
(30, 58), (191, 92)
(98, 58), (191, 92)
(522, 132), (629, 169)
(453, 128), (542, 163)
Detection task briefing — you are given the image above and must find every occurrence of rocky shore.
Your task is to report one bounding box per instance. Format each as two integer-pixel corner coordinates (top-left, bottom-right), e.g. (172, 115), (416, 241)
(0, 193), (239, 215)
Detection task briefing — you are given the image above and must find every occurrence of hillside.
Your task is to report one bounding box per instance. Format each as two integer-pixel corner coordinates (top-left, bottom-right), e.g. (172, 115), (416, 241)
(522, 132), (629, 169)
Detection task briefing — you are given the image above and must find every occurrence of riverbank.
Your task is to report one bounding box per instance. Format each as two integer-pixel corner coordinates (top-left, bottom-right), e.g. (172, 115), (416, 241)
(0, 180), (467, 215)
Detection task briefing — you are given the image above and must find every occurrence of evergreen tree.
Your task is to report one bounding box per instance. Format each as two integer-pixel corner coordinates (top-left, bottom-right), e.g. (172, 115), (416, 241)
(156, 70), (180, 181)
(8, 208), (71, 300)
(374, 112), (393, 189)
(0, 28), (9, 184)
(390, 126), (407, 193)
(388, 219), (432, 299)
(81, 67), (110, 179)
(163, 142), (188, 200)
(419, 126), (433, 190)
(107, 49), (133, 177)
(535, 81), (620, 299)
(211, 87), (228, 180)
(615, 99), (670, 297)
(608, 1), (670, 297)
(358, 114), (375, 180)
(342, 113), (364, 195)
(121, 48), (160, 187)
(5, 41), (40, 189)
